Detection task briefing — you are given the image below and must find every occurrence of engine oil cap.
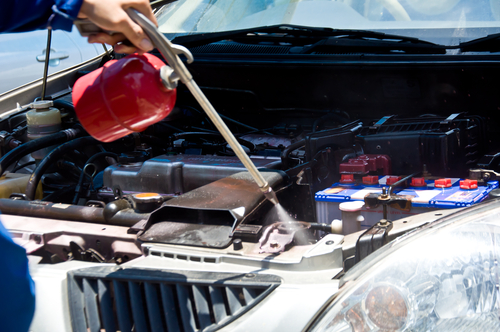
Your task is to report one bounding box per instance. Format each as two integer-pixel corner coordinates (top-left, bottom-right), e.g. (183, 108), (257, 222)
(132, 192), (163, 212)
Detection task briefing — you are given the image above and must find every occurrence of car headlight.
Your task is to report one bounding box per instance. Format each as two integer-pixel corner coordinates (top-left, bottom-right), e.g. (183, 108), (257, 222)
(308, 199), (500, 332)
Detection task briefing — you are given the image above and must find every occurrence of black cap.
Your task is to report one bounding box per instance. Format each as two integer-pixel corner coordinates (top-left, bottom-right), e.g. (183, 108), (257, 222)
(233, 238), (243, 251)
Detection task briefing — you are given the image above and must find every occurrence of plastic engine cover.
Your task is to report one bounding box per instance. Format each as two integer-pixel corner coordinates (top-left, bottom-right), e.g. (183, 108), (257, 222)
(102, 154), (281, 195)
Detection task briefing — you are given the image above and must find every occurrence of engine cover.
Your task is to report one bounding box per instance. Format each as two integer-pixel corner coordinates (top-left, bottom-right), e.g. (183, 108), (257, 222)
(102, 154), (281, 195)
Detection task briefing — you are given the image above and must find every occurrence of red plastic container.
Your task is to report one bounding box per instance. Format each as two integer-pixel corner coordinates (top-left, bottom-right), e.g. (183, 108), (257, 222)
(72, 53), (176, 142)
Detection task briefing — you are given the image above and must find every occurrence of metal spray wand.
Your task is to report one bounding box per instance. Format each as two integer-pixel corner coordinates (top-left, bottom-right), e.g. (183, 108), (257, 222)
(126, 9), (279, 205)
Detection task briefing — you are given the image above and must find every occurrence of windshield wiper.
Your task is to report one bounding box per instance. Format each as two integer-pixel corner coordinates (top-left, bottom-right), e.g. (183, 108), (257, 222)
(173, 25), (448, 55)
(458, 33), (500, 53)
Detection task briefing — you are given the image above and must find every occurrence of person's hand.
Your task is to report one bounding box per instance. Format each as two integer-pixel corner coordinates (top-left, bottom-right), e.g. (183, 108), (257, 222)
(78, 0), (157, 54)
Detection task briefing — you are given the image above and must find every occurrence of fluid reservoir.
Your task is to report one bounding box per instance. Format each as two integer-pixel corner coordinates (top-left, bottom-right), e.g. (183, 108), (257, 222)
(26, 100), (61, 160)
(339, 201), (365, 235)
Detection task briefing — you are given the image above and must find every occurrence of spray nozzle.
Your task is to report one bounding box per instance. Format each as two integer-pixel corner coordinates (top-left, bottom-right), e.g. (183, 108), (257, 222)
(262, 186), (280, 206)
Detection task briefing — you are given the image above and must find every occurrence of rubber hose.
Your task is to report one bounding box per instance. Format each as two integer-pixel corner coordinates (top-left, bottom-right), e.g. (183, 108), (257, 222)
(85, 151), (118, 165)
(52, 99), (75, 112)
(73, 151), (118, 204)
(281, 139), (305, 170)
(0, 128), (81, 177)
(309, 223), (334, 233)
(25, 136), (99, 200)
(140, 134), (171, 148)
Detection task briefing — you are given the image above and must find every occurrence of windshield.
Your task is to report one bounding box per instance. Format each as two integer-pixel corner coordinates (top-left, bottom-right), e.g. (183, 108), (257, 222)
(157, 0), (500, 45)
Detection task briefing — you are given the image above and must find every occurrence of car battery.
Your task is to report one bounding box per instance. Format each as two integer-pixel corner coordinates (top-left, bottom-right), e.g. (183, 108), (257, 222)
(315, 176), (499, 233)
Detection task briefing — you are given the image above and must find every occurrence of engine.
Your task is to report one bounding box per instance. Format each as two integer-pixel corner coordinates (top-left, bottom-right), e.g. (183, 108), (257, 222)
(0, 89), (497, 265)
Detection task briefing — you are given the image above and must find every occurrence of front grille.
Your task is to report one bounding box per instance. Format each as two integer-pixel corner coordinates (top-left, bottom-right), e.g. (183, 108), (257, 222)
(68, 267), (281, 332)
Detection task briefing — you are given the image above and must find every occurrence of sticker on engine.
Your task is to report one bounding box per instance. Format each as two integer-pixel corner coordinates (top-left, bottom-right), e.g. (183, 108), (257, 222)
(52, 203), (71, 209)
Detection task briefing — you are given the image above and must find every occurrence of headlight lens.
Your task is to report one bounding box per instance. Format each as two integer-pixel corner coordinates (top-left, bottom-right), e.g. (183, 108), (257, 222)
(309, 199), (500, 331)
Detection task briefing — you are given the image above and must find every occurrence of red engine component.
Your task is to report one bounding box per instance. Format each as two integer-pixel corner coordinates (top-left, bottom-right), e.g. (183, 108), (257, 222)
(340, 174), (355, 184)
(386, 176), (402, 186)
(460, 179), (478, 190)
(362, 175), (379, 185)
(411, 177), (427, 187)
(72, 53), (176, 142)
(339, 154), (391, 175)
(435, 178), (452, 188)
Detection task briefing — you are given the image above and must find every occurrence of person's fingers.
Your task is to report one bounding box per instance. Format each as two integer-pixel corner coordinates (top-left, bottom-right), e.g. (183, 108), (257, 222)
(88, 32), (126, 45)
(79, 0), (156, 52)
(116, 15), (154, 52)
(114, 43), (139, 54)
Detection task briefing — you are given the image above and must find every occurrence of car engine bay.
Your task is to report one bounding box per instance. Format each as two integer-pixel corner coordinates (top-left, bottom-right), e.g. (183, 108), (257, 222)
(1, 49), (499, 264)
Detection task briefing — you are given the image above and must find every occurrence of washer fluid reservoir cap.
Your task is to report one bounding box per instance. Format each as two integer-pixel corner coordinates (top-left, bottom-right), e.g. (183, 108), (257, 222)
(339, 201), (365, 212)
(30, 100), (53, 109)
(72, 53), (177, 143)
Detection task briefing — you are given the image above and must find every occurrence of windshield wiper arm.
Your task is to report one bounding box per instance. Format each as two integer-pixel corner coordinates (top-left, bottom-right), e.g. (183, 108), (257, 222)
(459, 33), (500, 53)
(173, 24), (448, 54)
(298, 36), (447, 54)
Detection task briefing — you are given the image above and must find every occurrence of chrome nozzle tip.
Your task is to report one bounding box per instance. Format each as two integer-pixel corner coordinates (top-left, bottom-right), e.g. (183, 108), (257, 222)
(263, 187), (279, 206)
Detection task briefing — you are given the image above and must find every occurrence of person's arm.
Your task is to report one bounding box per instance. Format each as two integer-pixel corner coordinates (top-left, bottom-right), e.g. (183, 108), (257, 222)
(0, 0), (155, 53)
(0, 221), (36, 332)
(0, 0), (82, 33)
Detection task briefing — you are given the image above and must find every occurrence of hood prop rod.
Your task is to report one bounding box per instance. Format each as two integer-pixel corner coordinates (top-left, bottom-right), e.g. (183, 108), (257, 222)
(126, 9), (279, 205)
(41, 27), (53, 100)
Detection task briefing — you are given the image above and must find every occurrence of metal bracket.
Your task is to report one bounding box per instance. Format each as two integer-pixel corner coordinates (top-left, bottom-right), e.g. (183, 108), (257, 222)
(369, 115), (395, 133)
(469, 168), (500, 182)
(354, 219), (393, 264)
(258, 221), (311, 254)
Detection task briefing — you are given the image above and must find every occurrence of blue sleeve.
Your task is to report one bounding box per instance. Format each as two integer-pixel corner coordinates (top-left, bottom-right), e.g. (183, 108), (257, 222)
(0, 221), (36, 332)
(0, 0), (84, 33)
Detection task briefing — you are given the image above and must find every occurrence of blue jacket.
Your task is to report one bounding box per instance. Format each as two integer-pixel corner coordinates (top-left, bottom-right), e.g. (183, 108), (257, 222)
(0, 222), (36, 332)
(0, 2), (82, 331)
(0, 1), (84, 330)
(0, 0), (83, 32)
